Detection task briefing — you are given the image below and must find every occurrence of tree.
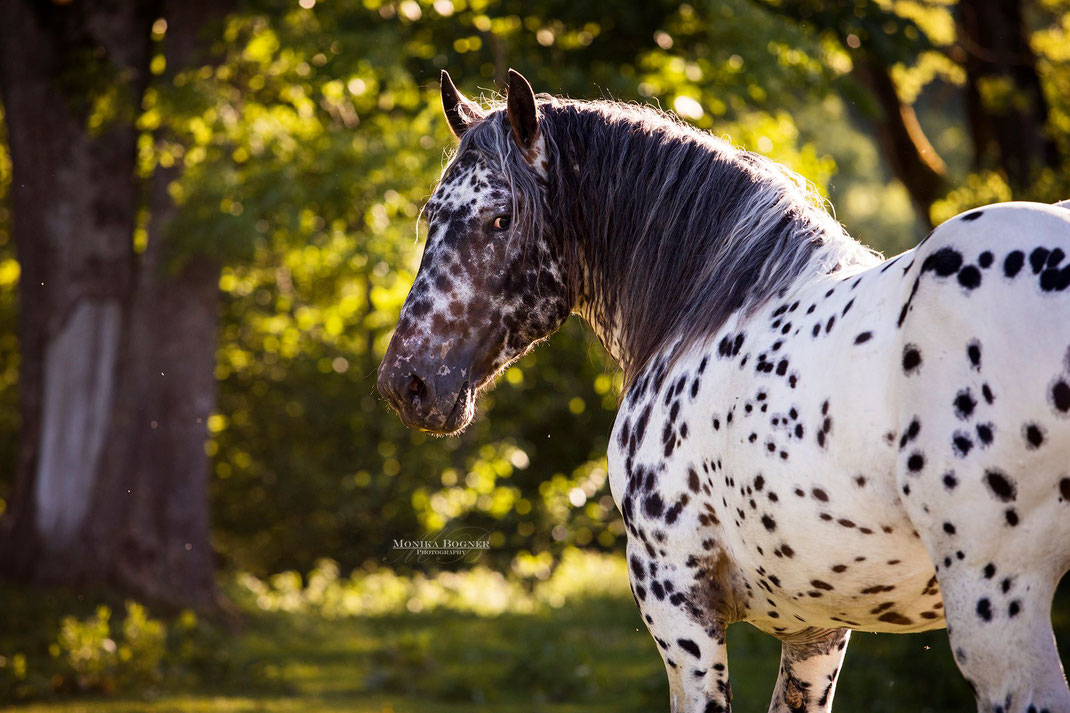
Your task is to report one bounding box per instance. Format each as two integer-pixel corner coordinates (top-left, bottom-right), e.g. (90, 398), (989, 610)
(957, 0), (1059, 189)
(753, 0), (948, 228)
(0, 0), (228, 610)
(755, 0), (1067, 227)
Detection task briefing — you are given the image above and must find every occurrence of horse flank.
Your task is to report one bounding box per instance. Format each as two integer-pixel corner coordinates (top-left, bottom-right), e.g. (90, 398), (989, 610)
(448, 96), (879, 384)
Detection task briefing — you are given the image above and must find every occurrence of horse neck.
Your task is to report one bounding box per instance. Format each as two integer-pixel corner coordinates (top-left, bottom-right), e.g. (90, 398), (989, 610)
(573, 257), (628, 366)
(558, 133), (871, 380)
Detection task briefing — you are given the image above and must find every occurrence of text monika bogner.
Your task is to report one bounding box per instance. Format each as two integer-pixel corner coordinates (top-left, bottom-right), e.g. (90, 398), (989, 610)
(392, 539), (491, 550)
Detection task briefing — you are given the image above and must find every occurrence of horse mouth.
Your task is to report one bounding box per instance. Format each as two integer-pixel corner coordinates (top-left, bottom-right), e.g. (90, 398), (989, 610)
(404, 380), (471, 436)
(438, 381), (471, 434)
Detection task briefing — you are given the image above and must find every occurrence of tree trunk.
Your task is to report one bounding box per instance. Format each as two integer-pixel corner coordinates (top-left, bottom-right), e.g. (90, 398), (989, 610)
(0, 0), (222, 610)
(957, 0), (1059, 190)
(852, 57), (947, 230)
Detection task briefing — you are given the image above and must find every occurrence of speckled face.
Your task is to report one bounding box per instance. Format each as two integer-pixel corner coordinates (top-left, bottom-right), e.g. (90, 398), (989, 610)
(377, 143), (570, 434)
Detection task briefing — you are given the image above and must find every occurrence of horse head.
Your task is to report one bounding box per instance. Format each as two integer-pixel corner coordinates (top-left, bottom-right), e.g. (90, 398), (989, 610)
(377, 70), (572, 434)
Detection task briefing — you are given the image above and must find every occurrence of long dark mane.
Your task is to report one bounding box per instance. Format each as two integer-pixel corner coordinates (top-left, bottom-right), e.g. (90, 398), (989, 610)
(454, 97), (878, 385)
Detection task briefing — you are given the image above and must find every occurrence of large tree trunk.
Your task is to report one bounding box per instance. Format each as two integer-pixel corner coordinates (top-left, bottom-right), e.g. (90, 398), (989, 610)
(0, 0), (222, 610)
(957, 0), (1059, 190)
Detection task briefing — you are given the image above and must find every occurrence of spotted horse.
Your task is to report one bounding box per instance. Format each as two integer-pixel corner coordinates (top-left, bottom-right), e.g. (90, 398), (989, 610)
(378, 69), (1070, 713)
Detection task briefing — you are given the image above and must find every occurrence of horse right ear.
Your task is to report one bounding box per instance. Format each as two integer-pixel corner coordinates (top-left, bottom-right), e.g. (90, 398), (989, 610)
(440, 70), (483, 139)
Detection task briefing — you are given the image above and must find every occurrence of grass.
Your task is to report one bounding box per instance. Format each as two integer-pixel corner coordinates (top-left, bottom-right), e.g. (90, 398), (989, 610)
(4, 553), (1068, 713)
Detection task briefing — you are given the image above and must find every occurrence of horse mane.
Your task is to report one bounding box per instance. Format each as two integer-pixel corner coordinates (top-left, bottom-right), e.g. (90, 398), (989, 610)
(454, 96), (879, 386)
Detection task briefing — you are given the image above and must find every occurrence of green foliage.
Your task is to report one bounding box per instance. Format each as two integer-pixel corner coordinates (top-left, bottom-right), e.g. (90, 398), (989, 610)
(229, 546), (629, 617)
(49, 603), (166, 693)
(755, 0), (935, 67)
(0, 586), (259, 703)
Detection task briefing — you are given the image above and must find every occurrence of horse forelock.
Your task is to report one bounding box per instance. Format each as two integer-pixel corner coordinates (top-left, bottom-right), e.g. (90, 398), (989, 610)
(441, 97), (878, 386)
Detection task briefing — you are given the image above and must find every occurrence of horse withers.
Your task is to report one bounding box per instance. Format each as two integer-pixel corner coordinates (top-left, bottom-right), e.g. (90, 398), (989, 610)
(378, 69), (1070, 713)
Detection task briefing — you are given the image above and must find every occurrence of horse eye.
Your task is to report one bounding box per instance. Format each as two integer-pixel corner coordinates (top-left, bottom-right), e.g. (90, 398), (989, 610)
(491, 215), (511, 231)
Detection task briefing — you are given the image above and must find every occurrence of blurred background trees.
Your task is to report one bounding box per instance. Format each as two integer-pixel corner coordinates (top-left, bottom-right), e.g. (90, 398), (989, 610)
(0, 1), (1066, 702)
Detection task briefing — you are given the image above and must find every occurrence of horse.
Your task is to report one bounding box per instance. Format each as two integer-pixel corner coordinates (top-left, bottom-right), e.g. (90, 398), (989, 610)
(377, 68), (1070, 713)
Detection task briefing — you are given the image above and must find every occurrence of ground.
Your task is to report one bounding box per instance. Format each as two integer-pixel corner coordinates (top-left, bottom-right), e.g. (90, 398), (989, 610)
(9, 554), (1061, 713)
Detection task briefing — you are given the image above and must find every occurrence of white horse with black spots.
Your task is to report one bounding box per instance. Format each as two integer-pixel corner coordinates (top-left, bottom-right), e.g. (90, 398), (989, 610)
(378, 69), (1070, 713)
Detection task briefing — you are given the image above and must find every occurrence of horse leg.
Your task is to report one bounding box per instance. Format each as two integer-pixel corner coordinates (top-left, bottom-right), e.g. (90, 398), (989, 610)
(768, 628), (850, 713)
(658, 619), (732, 713)
(896, 450), (1070, 711)
(937, 568), (1069, 713)
(642, 597), (732, 712)
(628, 544), (733, 712)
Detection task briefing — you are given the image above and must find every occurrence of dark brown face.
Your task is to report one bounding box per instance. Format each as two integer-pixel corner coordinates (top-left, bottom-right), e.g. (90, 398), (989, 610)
(376, 139), (571, 434)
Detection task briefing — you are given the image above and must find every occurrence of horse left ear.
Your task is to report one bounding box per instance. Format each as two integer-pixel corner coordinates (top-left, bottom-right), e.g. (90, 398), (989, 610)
(506, 68), (539, 151)
(441, 70), (483, 139)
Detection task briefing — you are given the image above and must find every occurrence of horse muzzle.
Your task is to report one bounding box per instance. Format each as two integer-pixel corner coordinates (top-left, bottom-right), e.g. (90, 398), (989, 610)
(377, 358), (475, 435)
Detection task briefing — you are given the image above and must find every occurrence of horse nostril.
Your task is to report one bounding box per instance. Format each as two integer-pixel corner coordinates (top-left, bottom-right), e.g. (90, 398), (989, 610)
(405, 374), (428, 407)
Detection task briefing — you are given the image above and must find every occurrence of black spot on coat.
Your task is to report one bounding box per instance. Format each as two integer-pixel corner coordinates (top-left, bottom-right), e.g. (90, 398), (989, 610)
(958, 266), (982, 289)
(954, 390), (976, 419)
(1030, 247), (1051, 274)
(1051, 380), (1070, 413)
(922, 248), (963, 277)
(984, 470), (1017, 502)
(902, 345), (922, 374)
(1024, 423), (1044, 448)
(677, 638), (701, 658)
(1004, 251), (1025, 277)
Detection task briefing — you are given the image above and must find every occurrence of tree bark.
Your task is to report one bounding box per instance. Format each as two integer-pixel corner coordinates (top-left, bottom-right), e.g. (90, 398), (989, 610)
(957, 0), (1059, 190)
(0, 0), (224, 610)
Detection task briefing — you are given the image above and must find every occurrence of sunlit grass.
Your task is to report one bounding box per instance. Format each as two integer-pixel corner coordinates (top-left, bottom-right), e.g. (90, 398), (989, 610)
(6, 551), (1068, 712)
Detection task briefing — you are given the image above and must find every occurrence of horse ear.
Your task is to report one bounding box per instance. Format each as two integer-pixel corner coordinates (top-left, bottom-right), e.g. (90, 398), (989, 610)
(441, 70), (482, 138)
(506, 68), (539, 150)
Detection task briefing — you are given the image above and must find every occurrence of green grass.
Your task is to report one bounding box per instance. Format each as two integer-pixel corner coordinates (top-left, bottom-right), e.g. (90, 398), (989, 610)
(4, 556), (1068, 713)
(5, 596), (976, 713)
